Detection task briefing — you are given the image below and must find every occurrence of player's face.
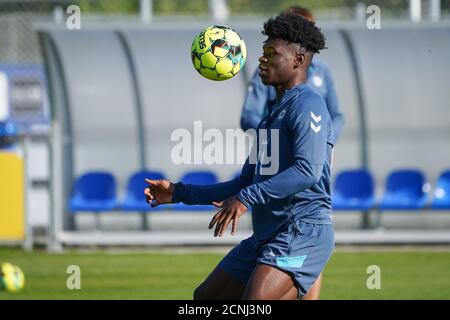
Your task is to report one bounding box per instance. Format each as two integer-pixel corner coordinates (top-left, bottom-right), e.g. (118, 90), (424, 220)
(258, 38), (299, 87)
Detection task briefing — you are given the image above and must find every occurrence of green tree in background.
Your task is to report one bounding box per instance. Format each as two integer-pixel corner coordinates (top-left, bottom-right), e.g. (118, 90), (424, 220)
(68, 0), (427, 17)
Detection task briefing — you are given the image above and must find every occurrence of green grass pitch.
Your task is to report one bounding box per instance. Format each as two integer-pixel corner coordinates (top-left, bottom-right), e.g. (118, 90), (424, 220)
(1, 247), (449, 299)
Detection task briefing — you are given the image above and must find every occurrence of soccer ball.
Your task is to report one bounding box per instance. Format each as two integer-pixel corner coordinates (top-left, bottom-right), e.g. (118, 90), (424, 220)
(0, 262), (25, 292)
(191, 25), (247, 81)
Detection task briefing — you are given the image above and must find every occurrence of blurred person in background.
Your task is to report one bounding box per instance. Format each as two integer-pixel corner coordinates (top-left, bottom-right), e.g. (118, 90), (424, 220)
(240, 6), (345, 300)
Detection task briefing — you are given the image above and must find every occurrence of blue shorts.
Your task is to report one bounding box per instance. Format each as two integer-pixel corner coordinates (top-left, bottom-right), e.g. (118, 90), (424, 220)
(218, 218), (335, 297)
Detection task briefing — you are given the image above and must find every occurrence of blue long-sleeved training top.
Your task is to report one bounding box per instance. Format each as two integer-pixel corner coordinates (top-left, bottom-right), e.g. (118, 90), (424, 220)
(240, 58), (344, 145)
(172, 83), (333, 242)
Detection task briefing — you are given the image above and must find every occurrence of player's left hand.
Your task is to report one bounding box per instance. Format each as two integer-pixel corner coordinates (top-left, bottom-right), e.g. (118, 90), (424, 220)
(209, 197), (247, 237)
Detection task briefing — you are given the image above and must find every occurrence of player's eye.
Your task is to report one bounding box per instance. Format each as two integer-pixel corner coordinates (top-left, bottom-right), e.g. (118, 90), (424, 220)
(263, 50), (274, 58)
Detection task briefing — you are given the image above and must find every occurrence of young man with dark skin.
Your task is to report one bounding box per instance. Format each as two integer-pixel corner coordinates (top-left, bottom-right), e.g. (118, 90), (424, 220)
(144, 14), (334, 300)
(240, 6), (345, 300)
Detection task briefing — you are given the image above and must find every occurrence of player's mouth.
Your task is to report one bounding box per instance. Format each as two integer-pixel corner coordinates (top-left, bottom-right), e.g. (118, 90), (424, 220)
(258, 66), (268, 76)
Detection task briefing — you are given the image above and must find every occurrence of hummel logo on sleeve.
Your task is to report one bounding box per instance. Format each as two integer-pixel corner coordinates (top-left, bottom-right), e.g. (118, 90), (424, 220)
(310, 112), (321, 123)
(310, 122), (321, 133)
(310, 112), (322, 133)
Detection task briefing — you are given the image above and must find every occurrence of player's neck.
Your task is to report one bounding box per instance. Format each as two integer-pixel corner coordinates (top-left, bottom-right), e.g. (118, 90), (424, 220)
(275, 72), (307, 101)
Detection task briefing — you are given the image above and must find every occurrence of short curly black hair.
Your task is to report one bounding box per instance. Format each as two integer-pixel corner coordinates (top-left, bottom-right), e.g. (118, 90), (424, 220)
(262, 14), (326, 54)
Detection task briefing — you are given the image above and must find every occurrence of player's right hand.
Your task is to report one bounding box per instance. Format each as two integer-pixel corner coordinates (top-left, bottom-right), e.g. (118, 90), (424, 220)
(144, 179), (175, 207)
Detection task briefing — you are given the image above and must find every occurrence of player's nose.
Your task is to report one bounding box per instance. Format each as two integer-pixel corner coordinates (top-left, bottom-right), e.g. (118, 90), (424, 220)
(258, 55), (268, 63)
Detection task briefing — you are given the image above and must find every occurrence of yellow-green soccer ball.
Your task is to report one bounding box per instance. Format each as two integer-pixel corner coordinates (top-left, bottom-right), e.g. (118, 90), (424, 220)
(0, 262), (25, 292)
(191, 25), (247, 81)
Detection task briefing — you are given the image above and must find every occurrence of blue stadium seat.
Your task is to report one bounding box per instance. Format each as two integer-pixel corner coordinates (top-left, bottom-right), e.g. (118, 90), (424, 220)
(180, 171), (218, 185)
(171, 170), (219, 211)
(379, 169), (428, 210)
(332, 169), (375, 210)
(431, 170), (450, 210)
(68, 171), (117, 212)
(120, 170), (166, 211)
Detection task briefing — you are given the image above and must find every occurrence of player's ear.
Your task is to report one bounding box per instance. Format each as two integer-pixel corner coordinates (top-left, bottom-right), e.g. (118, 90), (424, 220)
(294, 52), (305, 69)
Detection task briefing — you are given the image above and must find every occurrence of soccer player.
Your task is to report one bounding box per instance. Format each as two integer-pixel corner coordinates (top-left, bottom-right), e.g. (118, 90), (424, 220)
(144, 14), (334, 300)
(240, 6), (344, 300)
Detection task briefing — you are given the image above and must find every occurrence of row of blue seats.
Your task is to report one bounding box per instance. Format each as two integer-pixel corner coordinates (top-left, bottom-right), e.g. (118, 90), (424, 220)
(69, 170), (219, 212)
(334, 169), (449, 210)
(68, 169), (450, 213)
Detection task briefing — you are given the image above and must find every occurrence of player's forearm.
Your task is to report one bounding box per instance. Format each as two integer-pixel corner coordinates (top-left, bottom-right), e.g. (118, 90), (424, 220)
(240, 111), (261, 131)
(323, 65), (345, 145)
(240, 73), (268, 131)
(172, 179), (245, 205)
(237, 161), (323, 207)
(331, 113), (345, 144)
